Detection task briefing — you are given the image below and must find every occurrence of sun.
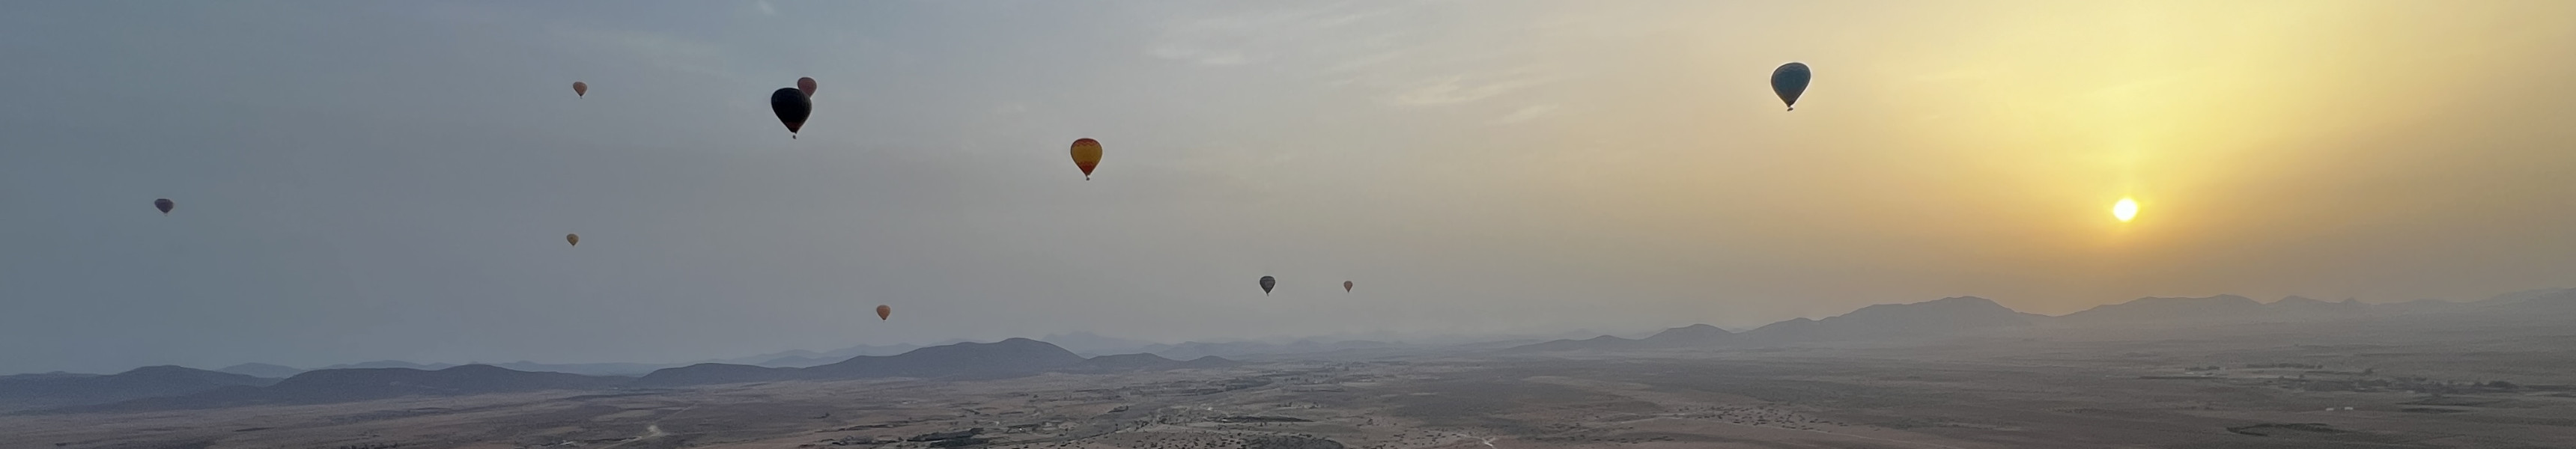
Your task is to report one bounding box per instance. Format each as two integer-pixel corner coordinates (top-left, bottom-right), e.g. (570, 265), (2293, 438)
(2112, 198), (2139, 222)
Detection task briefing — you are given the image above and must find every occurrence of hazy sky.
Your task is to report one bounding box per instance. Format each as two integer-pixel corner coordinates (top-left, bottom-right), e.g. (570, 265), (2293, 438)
(4, 1), (2572, 374)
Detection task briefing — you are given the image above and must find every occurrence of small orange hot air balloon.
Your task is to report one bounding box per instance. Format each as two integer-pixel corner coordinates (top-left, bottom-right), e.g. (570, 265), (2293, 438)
(566, 233), (580, 246)
(797, 77), (818, 97)
(875, 305), (891, 320)
(1069, 138), (1102, 180)
(572, 82), (587, 97)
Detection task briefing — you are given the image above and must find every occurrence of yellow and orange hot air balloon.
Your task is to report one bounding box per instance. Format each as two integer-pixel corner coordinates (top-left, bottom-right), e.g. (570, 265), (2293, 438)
(572, 82), (587, 98)
(1069, 138), (1102, 180)
(875, 305), (891, 320)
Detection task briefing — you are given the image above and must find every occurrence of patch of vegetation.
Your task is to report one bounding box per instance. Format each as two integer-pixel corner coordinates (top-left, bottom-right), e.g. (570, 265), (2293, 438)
(1215, 415), (1313, 423)
(1242, 435), (1345, 449)
(926, 437), (988, 448)
(2226, 423), (2344, 436)
(906, 427), (983, 442)
(2399, 396), (2502, 407)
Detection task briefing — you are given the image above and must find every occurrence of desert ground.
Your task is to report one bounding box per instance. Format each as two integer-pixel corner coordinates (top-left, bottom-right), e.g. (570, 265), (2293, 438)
(10, 324), (2576, 449)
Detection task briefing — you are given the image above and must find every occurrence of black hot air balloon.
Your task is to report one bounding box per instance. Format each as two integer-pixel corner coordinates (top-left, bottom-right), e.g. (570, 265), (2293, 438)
(154, 198), (174, 215)
(770, 88), (812, 138)
(1260, 275), (1276, 296)
(1771, 62), (1811, 111)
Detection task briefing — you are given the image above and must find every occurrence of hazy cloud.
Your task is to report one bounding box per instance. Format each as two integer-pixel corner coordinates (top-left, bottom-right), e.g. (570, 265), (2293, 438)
(1491, 104), (1559, 124)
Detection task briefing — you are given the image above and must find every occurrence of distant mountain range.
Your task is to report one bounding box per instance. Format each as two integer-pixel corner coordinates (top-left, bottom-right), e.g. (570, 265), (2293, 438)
(706, 340), (969, 367)
(215, 363), (305, 379)
(635, 338), (1100, 386)
(16, 287), (2567, 412)
(1507, 289), (2576, 352)
(159, 330), (1627, 382)
(1508, 296), (2041, 352)
(189, 345), (959, 381)
(0, 366), (276, 409)
(13, 339), (1239, 413)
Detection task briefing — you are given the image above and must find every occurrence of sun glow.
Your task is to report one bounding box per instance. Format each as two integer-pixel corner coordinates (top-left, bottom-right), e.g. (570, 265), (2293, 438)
(2112, 198), (2139, 222)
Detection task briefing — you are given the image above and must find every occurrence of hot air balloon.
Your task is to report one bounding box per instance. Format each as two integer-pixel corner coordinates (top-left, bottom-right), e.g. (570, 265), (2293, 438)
(797, 77), (818, 97)
(572, 82), (587, 98)
(1770, 62), (1811, 111)
(770, 88), (812, 138)
(1344, 281), (1353, 292)
(1069, 138), (1102, 180)
(1260, 276), (1276, 296)
(876, 305), (890, 320)
(154, 198), (174, 215)
(565, 233), (580, 246)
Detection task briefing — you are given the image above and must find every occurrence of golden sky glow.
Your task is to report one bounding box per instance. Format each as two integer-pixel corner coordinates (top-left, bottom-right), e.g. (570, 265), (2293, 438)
(1311, 0), (2576, 318)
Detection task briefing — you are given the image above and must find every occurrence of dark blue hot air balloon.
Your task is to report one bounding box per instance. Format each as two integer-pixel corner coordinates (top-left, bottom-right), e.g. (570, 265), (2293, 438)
(154, 198), (174, 215)
(1771, 62), (1811, 111)
(770, 88), (811, 138)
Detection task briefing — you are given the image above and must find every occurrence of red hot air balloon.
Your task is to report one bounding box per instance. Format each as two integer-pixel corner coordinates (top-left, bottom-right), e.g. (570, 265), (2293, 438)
(797, 77), (818, 97)
(876, 305), (891, 320)
(1344, 281), (1353, 292)
(1069, 138), (1102, 180)
(572, 82), (588, 97)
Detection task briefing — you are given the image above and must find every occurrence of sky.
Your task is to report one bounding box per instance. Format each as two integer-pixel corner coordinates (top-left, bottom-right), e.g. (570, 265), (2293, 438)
(3, 1), (2573, 374)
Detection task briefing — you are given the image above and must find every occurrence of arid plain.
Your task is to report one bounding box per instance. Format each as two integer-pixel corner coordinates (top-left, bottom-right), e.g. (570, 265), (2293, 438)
(10, 307), (2576, 449)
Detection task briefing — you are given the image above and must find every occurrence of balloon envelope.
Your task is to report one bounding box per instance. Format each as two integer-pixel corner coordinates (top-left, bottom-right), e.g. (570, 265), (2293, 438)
(1070, 138), (1103, 180)
(566, 233), (580, 246)
(1770, 62), (1811, 111)
(1260, 275), (1277, 296)
(770, 88), (812, 135)
(572, 82), (587, 97)
(1344, 281), (1353, 292)
(797, 77), (818, 97)
(154, 198), (173, 215)
(875, 305), (890, 320)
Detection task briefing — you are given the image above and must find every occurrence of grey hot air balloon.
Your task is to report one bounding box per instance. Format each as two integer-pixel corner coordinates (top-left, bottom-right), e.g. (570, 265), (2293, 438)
(1260, 276), (1276, 296)
(154, 198), (174, 215)
(1343, 281), (1353, 292)
(1771, 62), (1811, 111)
